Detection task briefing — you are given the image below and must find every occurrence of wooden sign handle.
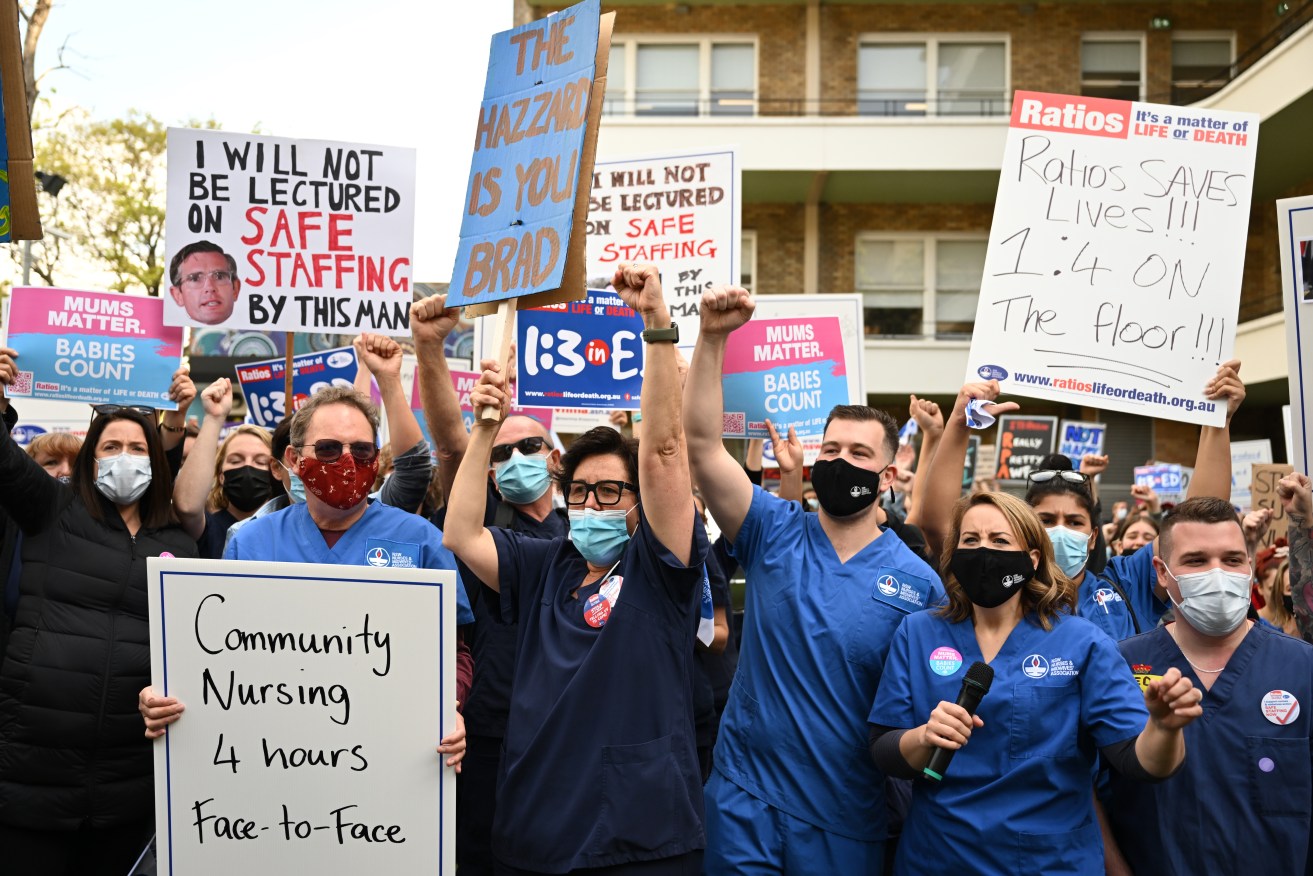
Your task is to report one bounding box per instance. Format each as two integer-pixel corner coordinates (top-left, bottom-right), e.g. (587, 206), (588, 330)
(479, 300), (517, 422)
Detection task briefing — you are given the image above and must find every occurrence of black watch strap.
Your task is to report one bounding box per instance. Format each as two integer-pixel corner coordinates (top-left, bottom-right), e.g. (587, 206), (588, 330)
(641, 323), (679, 344)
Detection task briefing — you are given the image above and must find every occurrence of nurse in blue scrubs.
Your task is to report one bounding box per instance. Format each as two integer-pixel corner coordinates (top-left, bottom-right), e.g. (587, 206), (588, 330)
(868, 488), (1202, 875)
(442, 264), (708, 876)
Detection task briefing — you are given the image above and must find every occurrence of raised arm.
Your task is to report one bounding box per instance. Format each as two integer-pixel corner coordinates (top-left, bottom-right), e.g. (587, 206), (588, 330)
(612, 264), (694, 564)
(441, 359), (505, 589)
(905, 394), (944, 529)
(159, 366), (197, 453)
(173, 379), (233, 540)
(357, 332), (431, 508)
(411, 294), (469, 506)
(682, 286), (758, 543)
(1185, 359), (1245, 502)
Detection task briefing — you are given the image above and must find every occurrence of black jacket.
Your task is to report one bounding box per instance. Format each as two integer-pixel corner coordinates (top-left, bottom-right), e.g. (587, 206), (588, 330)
(0, 423), (197, 830)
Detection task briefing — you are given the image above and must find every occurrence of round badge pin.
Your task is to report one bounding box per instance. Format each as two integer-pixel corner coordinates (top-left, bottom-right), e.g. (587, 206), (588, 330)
(600, 575), (624, 606)
(928, 646), (963, 677)
(583, 592), (611, 629)
(1260, 689), (1300, 726)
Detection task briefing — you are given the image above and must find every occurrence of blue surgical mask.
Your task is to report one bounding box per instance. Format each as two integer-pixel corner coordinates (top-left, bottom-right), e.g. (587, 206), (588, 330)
(283, 463), (307, 504)
(1047, 525), (1091, 577)
(568, 506), (634, 566)
(495, 451), (552, 504)
(95, 453), (152, 505)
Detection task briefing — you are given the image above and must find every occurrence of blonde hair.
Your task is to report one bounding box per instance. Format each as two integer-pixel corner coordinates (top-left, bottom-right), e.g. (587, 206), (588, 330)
(208, 424), (274, 512)
(938, 491), (1076, 629)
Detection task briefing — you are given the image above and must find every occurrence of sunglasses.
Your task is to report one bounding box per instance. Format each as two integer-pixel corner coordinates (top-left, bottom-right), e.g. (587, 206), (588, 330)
(298, 440), (379, 464)
(565, 479), (638, 506)
(1027, 469), (1089, 485)
(90, 404), (157, 428)
(491, 436), (548, 465)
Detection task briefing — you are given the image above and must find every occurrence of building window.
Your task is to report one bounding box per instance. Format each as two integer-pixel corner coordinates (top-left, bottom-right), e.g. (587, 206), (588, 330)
(1172, 34), (1233, 104)
(855, 235), (986, 338)
(604, 37), (756, 117)
(741, 230), (757, 290)
(858, 37), (1007, 117)
(1081, 36), (1144, 101)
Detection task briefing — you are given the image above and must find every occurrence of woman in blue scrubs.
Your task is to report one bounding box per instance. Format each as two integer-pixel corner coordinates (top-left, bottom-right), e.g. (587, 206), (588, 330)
(442, 264), (707, 876)
(868, 490), (1202, 875)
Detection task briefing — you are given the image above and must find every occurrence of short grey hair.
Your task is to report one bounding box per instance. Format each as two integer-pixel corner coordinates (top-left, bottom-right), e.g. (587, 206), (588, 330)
(289, 386), (380, 449)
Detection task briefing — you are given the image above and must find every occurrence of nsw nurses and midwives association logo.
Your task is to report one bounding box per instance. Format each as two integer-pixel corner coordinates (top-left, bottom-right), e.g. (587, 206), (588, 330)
(366, 547), (391, 567)
(877, 574), (900, 597)
(1022, 654), (1050, 678)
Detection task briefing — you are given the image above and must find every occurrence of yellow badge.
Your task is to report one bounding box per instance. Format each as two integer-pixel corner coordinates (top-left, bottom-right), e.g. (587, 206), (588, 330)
(1134, 673), (1163, 693)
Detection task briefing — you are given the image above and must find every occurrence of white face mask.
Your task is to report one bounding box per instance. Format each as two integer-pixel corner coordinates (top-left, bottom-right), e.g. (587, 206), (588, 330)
(95, 453), (153, 506)
(1162, 564), (1251, 637)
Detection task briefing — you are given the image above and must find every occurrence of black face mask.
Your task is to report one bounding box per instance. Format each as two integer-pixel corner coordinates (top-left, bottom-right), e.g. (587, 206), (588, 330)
(222, 465), (277, 512)
(949, 547), (1036, 609)
(1284, 594), (1295, 615)
(809, 457), (884, 518)
(1120, 546), (1139, 557)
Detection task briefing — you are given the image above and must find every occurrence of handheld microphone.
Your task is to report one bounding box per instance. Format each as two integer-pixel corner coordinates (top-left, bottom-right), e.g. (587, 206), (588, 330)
(923, 660), (994, 782)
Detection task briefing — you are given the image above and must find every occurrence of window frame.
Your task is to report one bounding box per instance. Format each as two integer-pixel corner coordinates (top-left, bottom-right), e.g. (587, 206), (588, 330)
(741, 229), (757, 291)
(606, 34), (759, 117)
(855, 33), (1011, 117)
(1080, 32), (1147, 102)
(1170, 30), (1236, 102)
(854, 231), (988, 339)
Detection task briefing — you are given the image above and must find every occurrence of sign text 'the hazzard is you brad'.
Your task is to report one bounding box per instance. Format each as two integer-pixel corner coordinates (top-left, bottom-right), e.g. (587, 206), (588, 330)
(965, 91), (1258, 427)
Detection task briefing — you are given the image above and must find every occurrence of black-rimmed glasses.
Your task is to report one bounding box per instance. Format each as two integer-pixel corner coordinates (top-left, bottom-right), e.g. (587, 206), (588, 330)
(298, 440), (379, 464)
(565, 479), (637, 506)
(491, 436), (548, 465)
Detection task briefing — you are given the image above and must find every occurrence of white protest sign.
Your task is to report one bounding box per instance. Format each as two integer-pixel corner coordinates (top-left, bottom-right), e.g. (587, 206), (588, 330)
(166, 129), (416, 336)
(1280, 195), (1313, 473)
(149, 558), (456, 874)
(1057, 419), (1106, 460)
(585, 148), (740, 350)
(966, 91), (1258, 427)
(1230, 438), (1273, 510)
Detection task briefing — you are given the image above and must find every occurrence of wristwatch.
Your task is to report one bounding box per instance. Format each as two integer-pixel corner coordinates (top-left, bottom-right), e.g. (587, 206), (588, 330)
(641, 323), (679, 344)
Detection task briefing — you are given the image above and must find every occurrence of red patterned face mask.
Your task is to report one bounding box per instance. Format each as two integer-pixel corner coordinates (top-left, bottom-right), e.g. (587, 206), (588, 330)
(296, 454), (378, 510)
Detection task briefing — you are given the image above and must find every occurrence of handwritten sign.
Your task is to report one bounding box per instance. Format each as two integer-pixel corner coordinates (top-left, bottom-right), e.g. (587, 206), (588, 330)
(448, 0), (613, 314)
(1058, 420), (1106, 460)
(994, 414), (1057, 482)
(1251, 463), (1294, 549)
(586, 148), (740, 349)
(1230, 438), (1273, 510)
(966, 91), (1258, 427)
(234, 347), (358, 428)
(165, 129), (416, 335)
(1279, 195), (1313, 473)
(2, 287), (183, 408)
(149, 558), (456, 874)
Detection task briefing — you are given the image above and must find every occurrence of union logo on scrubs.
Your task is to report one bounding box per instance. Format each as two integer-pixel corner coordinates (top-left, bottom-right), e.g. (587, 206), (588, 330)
(877, 575), (899, 597)
(1022, 654), (1050, 678)
(366, 547), (390, 567)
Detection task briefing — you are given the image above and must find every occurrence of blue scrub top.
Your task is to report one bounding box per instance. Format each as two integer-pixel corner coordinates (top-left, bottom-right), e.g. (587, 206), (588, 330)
(224, 500), (473, 624)
(716, 486), (943, 842)
(1101, 543), (1170, 629)
(869, 610), (1147, 875)
(1075, 569), (1139, 641)
(490, 508), (709, 872)
(1108, 623), (1313, 875)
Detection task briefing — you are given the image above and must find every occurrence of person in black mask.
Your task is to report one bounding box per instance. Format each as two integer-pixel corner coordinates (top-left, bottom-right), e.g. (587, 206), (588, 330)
(195, 424), (276, 558)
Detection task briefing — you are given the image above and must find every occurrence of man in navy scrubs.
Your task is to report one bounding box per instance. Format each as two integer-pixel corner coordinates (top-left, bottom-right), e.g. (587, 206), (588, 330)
(1106, 497), (1313, 874)
(413, 292), (568, 876)
(683, 285), (944, 874)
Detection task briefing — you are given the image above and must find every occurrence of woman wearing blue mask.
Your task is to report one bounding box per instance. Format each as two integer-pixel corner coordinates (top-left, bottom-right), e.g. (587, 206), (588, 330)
(0, 370), (204, 874)
(443, 263), (708, 876)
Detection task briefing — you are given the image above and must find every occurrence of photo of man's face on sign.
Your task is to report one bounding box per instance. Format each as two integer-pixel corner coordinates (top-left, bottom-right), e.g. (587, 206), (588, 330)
(167, 240), (242, 326)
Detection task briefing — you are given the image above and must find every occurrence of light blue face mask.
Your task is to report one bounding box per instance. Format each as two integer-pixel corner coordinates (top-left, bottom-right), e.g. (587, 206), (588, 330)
(283, 463), (306, 504)
(568, 506), (634, 567)
(1047, 525), (1092, 577)
(495, 450), (552, 504)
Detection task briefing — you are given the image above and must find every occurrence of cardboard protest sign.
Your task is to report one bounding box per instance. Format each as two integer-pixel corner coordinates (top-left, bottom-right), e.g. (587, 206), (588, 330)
(721, 294), (863, 439)
(165, 128), (416, 335)
(448, 0), (614, 315)
(149, 558), (456, 874)
(2, 287), (183, 408)
(432, 369), (557, 432)
(0, 0), (39, 242)
(235, 347), (358, 428)
(586, 148), (740, 349)
(993, 415), (1058, 482)
(1251, 463), (1295, 549)
(1279, 195), (1313, 473)
(1058, 420), (1106, 460)
(966, 91), (1258, 427)
(1230, 438), (1273, 510)
(514, 287), (645, 410)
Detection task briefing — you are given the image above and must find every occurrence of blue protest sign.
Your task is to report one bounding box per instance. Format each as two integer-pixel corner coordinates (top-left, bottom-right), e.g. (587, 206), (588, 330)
(448, 0), (609, 311)
(516, 288), (644, 409)
(235, 346), (358, 427)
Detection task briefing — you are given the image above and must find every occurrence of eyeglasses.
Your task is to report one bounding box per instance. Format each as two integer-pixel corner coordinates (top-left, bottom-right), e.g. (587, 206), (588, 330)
(298, 440), (379, 464)
(1027, 470), (1089, 485)
(565, 479), (638, 506)
(491, 436), (548, 465)
(177, 270), (235, 288)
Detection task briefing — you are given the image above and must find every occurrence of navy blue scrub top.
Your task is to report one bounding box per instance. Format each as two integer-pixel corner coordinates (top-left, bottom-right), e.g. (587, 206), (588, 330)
(1108, 622), (1313, 875)
(490, 507), (709, 873)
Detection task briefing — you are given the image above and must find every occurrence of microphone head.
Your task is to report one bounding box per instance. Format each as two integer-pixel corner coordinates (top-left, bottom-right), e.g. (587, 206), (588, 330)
(965, 660), (994, 693)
